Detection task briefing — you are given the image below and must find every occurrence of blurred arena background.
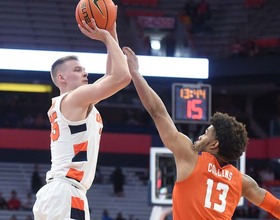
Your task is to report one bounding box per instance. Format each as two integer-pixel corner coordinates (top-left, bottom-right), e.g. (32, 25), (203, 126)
(0, 0), (280, 219)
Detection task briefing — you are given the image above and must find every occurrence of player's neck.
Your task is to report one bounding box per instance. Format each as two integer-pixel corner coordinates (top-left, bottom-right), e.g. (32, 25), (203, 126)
(215, 154), (229, 167)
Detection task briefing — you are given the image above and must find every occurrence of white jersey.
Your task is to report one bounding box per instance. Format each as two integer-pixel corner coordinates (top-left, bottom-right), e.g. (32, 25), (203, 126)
(46, 92), (103, 191)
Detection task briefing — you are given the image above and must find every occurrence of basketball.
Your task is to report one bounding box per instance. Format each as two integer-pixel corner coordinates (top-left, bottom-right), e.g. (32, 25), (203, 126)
(75, 0), (117, 30)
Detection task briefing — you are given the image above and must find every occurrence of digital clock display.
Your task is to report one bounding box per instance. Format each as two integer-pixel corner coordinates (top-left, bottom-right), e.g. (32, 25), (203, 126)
(172, 83), (211, 124)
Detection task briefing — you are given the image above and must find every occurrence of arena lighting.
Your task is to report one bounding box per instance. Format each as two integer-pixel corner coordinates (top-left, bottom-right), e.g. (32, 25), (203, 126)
(151, 40), (161, 50)
(0, 48), (209, 79)
(0, 83), (52, 93)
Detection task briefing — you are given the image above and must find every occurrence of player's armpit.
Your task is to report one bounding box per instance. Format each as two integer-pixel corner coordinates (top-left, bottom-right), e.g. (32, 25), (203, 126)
(259, 191), (280, 219)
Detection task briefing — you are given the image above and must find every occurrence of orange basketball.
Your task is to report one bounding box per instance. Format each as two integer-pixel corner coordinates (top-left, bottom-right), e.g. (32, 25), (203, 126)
(75, 0), (116, 30)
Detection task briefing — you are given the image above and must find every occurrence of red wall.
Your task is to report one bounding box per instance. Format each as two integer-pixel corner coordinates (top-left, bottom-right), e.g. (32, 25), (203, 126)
(1, 128), (280, 158)
(0, 129), (151, 155)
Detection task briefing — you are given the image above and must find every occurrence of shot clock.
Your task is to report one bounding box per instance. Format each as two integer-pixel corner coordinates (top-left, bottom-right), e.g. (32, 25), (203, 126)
(172, 83), (212, 124)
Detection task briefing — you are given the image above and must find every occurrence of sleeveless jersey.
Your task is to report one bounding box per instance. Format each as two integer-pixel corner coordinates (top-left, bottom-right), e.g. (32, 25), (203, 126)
(172, 152), (242, 220)
(46, 93), (103, 191)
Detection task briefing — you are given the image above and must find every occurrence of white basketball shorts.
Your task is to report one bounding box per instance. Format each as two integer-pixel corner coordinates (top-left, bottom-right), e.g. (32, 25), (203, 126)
(33, 178), (89, 220)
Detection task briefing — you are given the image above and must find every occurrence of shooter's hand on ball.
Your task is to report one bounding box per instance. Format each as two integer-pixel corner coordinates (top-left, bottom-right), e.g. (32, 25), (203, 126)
(78, 18), (110, 42)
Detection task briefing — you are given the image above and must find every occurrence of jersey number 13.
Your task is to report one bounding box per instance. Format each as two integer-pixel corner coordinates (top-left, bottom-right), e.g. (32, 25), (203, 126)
(204, 178), (229, 213)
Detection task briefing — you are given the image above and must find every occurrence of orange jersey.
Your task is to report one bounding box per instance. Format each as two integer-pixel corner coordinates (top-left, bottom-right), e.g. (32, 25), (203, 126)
(173, 152), (242, 220)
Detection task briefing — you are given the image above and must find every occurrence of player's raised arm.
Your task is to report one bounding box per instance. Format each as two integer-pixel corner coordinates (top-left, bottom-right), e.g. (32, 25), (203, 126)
(122, 46), (193, 158)
(72, 18), (131, 106)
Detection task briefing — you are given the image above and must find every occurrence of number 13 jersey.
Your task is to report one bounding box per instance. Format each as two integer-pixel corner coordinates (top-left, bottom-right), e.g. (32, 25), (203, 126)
(172, 152), (242, 220)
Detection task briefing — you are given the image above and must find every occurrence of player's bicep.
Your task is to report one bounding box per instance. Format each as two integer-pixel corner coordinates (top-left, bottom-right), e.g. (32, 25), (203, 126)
(154, 113), (177, 145)
(242, 174), (266, 206)
(154, 114), (193, 158)
(71, 76), (127, 106)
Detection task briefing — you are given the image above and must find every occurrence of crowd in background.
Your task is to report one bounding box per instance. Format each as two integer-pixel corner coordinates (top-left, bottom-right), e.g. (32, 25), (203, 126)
(1, 89), (280, 138)
(0, 163), (147, 220)
(0, 160), (278, 219)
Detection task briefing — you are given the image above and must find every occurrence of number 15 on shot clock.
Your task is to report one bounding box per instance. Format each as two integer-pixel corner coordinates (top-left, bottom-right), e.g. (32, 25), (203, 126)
(172, 83), (212, 124)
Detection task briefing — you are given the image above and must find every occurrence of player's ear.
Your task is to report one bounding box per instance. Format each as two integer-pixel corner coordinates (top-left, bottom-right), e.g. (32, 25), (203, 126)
(210, 140), (219, 150)
(57, 74), (66, 83)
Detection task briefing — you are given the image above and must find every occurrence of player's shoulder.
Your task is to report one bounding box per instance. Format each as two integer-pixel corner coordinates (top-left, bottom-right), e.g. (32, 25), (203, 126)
(242, 173), (257, 186)
(241, 173), (262, 198)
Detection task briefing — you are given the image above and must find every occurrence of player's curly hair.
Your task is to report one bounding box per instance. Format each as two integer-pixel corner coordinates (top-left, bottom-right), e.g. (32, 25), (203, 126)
(210, 112), (248, 162)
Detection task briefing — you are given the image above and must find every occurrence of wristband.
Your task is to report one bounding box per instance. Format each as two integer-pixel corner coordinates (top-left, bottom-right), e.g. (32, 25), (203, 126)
(259, 191), (280, 219)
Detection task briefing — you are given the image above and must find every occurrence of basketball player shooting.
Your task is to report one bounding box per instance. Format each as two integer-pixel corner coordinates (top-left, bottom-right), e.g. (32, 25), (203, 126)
(32, 16), (131, 220)
(123, 46), (280, 219)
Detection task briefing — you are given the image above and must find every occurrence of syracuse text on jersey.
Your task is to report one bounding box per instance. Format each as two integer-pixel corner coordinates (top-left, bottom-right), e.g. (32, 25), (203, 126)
(208, 163), (233, 181)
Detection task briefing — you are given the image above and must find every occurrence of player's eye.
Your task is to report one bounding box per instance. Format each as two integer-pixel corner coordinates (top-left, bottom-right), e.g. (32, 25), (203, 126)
(74, 67), (83, 72)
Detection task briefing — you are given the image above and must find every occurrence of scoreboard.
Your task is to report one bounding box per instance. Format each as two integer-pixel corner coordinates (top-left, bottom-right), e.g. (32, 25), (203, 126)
(172, 83), (212, 124)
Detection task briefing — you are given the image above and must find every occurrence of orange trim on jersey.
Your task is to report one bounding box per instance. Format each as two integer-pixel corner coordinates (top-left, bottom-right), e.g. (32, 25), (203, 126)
(66, 168), (84, 182)
(49, 111), (57, 124)
(96, 113), (103, 124)
(73, 141), (88, 155)
(71, 196), (84, 211)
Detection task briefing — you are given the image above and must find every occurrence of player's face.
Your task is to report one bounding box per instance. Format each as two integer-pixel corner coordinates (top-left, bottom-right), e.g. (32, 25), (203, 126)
(60, 60), (88, 90)
(193, 125), (217, 152)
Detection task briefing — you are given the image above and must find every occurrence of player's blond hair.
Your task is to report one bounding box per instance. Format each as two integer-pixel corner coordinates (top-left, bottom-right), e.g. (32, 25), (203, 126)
(50, 55), (79, 86)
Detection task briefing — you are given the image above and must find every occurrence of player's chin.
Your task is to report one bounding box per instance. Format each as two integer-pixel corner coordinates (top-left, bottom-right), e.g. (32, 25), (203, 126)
(193, 142), (200, 151)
